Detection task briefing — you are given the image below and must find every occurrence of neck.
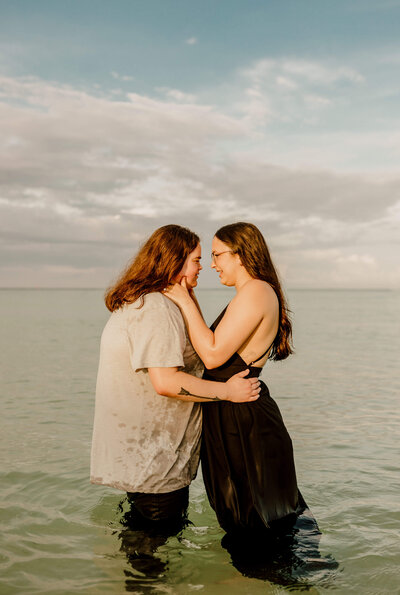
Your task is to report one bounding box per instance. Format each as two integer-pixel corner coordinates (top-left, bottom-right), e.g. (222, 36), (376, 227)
(234, 269), (253, 292)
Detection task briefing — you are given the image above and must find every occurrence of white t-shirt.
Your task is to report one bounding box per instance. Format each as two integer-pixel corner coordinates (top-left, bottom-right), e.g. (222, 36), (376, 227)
(90, 292), (203, 493)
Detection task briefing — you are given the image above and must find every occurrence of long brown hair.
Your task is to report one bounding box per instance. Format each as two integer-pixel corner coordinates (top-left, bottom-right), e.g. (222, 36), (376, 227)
(105, 225), (200, 312)
(215, 222), (293, 361)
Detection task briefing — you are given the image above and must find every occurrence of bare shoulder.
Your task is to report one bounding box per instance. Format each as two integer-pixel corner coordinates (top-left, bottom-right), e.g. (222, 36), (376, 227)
(240, 279), (277, 300)
(230, 279), (278, 312)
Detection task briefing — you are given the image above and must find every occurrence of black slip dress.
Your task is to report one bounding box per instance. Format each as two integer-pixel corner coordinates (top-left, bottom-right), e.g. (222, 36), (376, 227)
(201, 307), (306, 534)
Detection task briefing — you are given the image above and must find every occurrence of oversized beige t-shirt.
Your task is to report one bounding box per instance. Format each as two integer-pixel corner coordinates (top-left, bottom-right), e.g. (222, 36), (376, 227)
(90, 292), (203, 493)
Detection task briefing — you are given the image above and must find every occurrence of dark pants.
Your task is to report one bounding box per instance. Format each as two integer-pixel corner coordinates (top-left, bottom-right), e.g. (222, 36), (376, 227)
(119, 486), (190, 585)
(126, 485), (189, 524)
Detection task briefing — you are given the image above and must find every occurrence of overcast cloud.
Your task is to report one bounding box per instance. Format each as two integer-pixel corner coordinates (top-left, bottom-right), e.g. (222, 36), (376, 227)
(1, 3), (399, 288)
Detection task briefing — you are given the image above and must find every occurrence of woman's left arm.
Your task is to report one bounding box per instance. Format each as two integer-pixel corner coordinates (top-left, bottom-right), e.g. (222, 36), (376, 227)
(165, 280), (276, 368)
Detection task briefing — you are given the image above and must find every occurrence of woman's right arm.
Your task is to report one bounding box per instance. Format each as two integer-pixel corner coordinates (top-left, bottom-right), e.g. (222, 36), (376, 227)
(188, 288), (204, 319)
(148, 367), (260, 403)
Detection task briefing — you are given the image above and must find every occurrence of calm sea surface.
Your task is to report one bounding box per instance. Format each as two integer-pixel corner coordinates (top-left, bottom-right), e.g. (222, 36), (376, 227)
(0, 288), (399, 594)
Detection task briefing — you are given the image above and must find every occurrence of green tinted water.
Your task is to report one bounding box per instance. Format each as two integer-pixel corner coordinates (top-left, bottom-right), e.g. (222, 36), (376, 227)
(0, 289), (399, 594)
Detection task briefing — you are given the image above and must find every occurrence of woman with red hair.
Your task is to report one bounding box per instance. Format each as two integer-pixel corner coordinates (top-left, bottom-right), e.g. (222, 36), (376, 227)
(90, 224), (260, 527)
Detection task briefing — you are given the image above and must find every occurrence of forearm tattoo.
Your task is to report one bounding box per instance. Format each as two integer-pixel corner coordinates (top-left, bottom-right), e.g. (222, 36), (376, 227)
(178, 387), (221, 401)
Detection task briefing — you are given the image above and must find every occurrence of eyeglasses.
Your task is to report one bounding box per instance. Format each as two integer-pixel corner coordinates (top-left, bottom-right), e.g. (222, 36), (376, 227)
(211, 250), (233, 263)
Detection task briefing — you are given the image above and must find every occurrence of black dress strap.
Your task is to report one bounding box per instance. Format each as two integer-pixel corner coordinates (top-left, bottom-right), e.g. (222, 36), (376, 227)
(210, 306), (228, 332)
(248, 339), (275, 366)
(211, 305), (275, 367)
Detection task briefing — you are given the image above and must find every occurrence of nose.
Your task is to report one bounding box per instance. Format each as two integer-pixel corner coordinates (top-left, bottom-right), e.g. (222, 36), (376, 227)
(211, 260), (216, 269)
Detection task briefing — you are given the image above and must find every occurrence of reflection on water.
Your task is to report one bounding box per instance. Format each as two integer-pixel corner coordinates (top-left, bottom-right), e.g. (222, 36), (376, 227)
(222, 507), (339, 590)
(117, 497), (190, 593)
(115, 494), (339, 593)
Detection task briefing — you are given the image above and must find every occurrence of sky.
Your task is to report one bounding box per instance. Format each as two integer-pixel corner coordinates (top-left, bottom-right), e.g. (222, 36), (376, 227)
(1, 0), (400, 288)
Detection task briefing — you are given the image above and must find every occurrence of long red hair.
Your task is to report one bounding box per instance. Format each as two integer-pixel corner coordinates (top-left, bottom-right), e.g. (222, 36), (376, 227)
(215, 222), (293, 361)
(105, 225), (200, 312)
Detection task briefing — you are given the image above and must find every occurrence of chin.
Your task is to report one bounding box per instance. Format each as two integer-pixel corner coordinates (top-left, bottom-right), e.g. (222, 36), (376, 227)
(217, 276), (224, 286)
(219, 277), (232, 287)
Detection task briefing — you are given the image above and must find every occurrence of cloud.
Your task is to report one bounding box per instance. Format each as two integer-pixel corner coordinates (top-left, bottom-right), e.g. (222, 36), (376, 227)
(0, 71), (399, 288)
(336, 254), (376, 265)
(233, 57), (365, 129)
(185, 37), (198, 45)
(156, 87), (196, 103)
(111, 71), (135, 82)
(278, 60), (364, 85)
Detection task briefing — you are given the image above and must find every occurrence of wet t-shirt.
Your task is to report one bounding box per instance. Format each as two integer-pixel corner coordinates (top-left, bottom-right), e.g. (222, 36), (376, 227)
(90, 292), (203, 493)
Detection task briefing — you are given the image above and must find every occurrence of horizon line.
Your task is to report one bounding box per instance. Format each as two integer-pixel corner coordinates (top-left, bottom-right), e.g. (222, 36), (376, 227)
(0, 286), (396, 292)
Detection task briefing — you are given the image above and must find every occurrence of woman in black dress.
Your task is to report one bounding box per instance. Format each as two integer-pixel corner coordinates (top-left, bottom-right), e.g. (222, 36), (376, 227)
(165, 221), (305, 535)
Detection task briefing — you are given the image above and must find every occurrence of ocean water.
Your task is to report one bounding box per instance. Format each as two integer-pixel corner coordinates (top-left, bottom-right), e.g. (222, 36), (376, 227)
(0, 288), (399, 594)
